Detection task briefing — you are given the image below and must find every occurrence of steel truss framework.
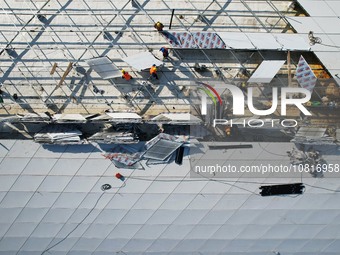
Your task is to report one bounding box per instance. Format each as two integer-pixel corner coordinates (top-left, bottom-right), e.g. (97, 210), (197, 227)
(0, 0), (311, 115)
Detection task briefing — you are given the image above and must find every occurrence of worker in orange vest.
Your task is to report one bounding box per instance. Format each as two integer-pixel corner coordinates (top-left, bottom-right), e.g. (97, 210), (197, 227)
(149, 64), (159, 80)
(121, 70), (132, 80)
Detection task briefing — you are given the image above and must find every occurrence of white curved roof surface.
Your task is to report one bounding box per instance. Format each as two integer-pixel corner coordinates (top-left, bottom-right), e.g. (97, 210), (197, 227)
(0, 140), (339, 254)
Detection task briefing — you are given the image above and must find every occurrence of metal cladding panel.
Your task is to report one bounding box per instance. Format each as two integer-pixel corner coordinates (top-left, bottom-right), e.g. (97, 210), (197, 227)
(315, 51), (340, 70)
(218, 32), (255, 49)
(274, 33), (311, 51)
(246, 33), (281, 50)
(298, 0), (335, 16)
(248, 60), (285, 83)
(143, 139), (182, 160)
(315, 17), (340, 33)
(286, 16), (324, 33)
(314, 52), (340, 85)
(287, 16), (340, 34)
(219, 32), (310, 51)
(86, 57), (121, 79)
(122, 51), (163, 71)
(327, 1), (340, 16)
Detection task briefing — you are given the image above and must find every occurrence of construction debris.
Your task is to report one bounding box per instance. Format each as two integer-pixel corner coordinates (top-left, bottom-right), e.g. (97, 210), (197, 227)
(57, 62), (73, 87)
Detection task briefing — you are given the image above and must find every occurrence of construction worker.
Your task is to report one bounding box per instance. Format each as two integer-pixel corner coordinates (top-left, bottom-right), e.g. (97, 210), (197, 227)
(150, 64), (159, 80)
(160, 46), (169, 59)
(12, 93), (18, 101)
(121, 70), (132, 80)
(225, 126), (231, 136)
(154, 21), (164, 31)
(240, 81), (247, 93)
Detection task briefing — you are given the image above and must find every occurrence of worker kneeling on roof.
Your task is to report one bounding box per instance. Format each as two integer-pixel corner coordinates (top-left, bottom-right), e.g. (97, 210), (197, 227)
(154, 21), (164, 31)
(121, 70), (132, 81)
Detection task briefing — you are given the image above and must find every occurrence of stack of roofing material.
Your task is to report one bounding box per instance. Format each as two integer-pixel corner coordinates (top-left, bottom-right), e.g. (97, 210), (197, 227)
(34, 125), (82, 144)
(0, 115), (20, 123)
(291, 127), (335, 145)
(53, 114), (87, 123)
(86, 112), (142, 123)
(161, 31), (226, 49)
(17, 113), (51, 122)
(150, 113), (202, 125)
(88, 131), (138, 144)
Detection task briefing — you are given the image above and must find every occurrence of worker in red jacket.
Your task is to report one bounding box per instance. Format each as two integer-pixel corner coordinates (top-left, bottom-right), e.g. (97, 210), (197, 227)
(121, 70), (132, 80)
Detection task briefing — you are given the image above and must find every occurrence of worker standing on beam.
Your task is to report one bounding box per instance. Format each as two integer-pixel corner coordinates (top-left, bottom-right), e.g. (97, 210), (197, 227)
(160, 46), (169, 60)
(149, 64), (159, 80)
(121, 70), (132, 80)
